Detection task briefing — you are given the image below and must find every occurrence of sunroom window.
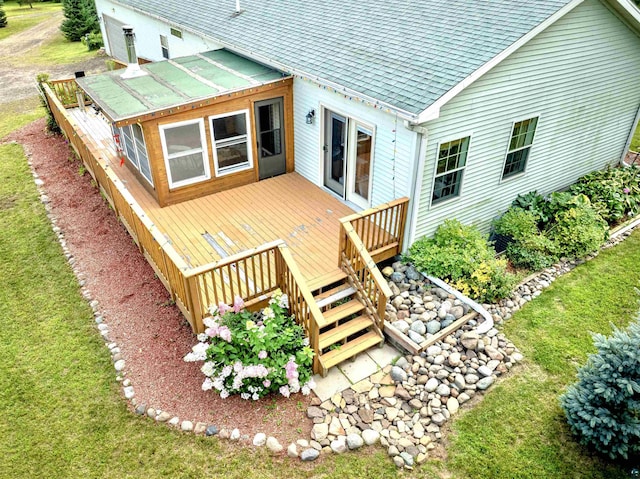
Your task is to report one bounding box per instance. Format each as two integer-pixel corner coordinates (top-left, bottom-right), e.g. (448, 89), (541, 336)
(160, 119), (210, 188)
(210, 110), (253, 176)
(116, 124), (153, 186)
(432, 136), (469, 204)
(502, 117), (538, 179)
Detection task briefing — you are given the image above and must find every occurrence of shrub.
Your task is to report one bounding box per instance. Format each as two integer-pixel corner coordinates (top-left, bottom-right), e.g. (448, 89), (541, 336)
(81, 31), (103, 51)
(547, 202), (608, 258)
(560, 318), (640, 460)
(61, 0), (99, 42)
(407, 219), (515, 303)
(512, 191), (549, 225)
(493, 208), (557, 270)
(35, 73), (60, 134)
(0, 1), (7, 29)
(184, 290), (315, 400)
(570, 166), (640, 224)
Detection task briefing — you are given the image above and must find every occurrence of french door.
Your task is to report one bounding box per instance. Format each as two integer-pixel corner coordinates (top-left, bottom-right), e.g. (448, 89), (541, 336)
(323, 109), (373, 209)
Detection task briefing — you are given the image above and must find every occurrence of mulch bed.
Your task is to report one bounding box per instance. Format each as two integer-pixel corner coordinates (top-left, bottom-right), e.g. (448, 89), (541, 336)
(5, 119), (313, 445)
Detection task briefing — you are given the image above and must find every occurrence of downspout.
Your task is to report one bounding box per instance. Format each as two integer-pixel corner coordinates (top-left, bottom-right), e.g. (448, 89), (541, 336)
(404, 120), (429, 249)
(621, 102), (640, 165)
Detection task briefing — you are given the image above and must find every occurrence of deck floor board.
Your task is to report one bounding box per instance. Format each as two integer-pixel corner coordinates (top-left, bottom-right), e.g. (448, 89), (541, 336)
(68, 108), (352, 284)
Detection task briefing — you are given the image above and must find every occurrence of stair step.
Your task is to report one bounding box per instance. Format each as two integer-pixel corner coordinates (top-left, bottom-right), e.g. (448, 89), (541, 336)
(318, 331), (383, 372)
(314, 284), (357, 308)
(307, 269), (348, 292)
(319, 315), (374, 350)
(320, 299), (365, 327)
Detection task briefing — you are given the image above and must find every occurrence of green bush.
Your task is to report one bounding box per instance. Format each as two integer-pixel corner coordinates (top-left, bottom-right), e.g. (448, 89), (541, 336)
(35, 73), (60, 134)
(61, 0), (99, 42)
(493, 208), (557, 270)
(570, 166), (640, 224)
(560, 318), (640, 460)
(547, 202), (608, 258)
(512, 191), (549, 225)
(0, 1), (7, 29)
(407, 219), (515, 303)
(81, 31), (103, 51)
(184, 290), (315, 400)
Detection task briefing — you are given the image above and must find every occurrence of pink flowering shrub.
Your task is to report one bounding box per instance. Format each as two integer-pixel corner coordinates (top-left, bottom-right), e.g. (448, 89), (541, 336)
(184, 290), (315, 400)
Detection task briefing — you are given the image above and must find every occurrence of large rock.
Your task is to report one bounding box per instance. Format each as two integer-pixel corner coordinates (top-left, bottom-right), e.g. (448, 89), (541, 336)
(448, 352), (462, 367)
(362, 429), (380, 445)
(425, 377), (439, 393)
(330, 438), (347, 454)
(431, 413), (446, 426)
(426, 320), (441, 334)
(346, 433), (364, 450)
(287, 443), (298, 458)
(300, 448), (320, 461)
(449, 305), (465, 319)
(477, 376), (495, 390)
(460, 331), (480, 350)
(392, 320), (410, 334)
(266, 436), (283, 453)
(307, 406), (324, 419)
(436, 384), (451, 397)
(253, 433), (267, 446)
(311, 423), (328, 441)
(447, 397), (460, 415)
(408, 330), (426, 344)
(405, 265), (421, 281)
(390, 366), (408, 383)
(410, 321), (426, 335)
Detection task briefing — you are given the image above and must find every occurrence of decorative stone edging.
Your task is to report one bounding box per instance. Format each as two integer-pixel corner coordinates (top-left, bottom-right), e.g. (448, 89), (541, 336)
(29, 153), (640, 469)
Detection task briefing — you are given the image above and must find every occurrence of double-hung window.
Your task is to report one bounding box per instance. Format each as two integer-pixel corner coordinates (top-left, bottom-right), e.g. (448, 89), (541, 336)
(502, 117), (538, 179)
(115, 124), (153, 186)
(160, 34), (169, 59)
(209, 110), (253, 176)
(160, 119), (210, 189)
(432, 136), (469, 204)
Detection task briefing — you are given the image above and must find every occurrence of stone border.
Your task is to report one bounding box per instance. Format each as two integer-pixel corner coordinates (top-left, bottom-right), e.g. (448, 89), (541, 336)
(28, 153), (640, 468)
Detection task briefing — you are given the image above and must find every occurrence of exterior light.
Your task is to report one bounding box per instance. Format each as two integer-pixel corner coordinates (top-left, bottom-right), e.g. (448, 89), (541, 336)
(306, 109), (315, 124)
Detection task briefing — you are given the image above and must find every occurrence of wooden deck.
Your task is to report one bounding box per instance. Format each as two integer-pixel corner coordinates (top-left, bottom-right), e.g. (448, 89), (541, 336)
(68, 108), (354, 284)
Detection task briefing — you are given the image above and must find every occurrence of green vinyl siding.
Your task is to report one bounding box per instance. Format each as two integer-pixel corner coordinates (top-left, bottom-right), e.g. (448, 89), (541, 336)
(413, 0), (640, 240)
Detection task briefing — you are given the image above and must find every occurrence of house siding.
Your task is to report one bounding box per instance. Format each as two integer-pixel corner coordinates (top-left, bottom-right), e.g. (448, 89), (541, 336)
(95, 0), (223, 62)
(292, 78), (417, 208)
(413, 0), (640, 241)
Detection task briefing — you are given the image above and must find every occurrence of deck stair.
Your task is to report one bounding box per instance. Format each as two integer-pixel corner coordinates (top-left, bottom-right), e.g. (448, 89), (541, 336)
(311, 273), (384, 376)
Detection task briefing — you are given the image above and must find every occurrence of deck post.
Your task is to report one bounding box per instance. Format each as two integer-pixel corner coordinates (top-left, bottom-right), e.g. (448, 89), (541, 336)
(184, 275), (204, 333)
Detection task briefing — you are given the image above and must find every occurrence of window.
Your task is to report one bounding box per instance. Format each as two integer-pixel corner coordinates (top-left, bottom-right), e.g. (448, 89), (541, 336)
(160, 119), (210, 188)
(170, 27), (182, 39)
(209, 110), (253, 176)
(115, 124), (153, 186)
(432, 136), (469, 204)
(502, 117), (538, 179)
(160, 34), (169, 59)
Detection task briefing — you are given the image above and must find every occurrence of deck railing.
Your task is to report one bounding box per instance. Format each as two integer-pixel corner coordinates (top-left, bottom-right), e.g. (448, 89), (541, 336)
(338, 197), (409, 328)
(49, 78), (88, 108)
(45, 82), (408, 374)
(339, 198), (409, 262)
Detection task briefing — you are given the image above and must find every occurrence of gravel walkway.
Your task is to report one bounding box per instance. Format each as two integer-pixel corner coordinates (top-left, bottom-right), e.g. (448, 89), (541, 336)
(5, 120), (313, 445)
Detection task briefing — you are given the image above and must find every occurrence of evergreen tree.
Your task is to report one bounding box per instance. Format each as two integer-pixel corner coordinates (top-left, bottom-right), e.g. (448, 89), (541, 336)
(61, 0), (99, 42)
(561, 318), (640, 460)
(0, 0), (7, 29)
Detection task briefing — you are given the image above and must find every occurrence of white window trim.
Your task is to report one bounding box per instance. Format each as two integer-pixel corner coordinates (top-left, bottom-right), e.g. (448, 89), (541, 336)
(131, 124), (154, 186)
(209, 109), (254, 177)
(118, 124), (153, 187)
(428, 134), (472, 208)
(159, 118), (210, 189)
(500, 115), (540, 182)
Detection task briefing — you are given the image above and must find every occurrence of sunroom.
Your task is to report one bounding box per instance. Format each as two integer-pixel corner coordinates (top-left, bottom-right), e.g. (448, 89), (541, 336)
(76, 48), (293, 206)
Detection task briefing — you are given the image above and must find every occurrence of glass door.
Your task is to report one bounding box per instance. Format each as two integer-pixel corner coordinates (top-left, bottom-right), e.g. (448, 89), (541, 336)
(346, 123), (373, 209)
(255, 97), (286, 180)
(323, 111), (347, 197)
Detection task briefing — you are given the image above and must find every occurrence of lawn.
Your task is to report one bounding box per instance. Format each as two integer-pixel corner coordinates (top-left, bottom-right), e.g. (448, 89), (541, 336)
(437, 234), (640, 479)
(0, 1), (62, 41)
(631, 121), (640, 152)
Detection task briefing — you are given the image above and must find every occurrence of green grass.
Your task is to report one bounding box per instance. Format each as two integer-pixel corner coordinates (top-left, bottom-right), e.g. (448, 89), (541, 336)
(631, 122), (640, 152)
(0, 97), (43, 139)
(0, 1), (62, 41)
(21, 31), (96, 66)
(437, 232), (640, 479)
(0, 115), (399, 478)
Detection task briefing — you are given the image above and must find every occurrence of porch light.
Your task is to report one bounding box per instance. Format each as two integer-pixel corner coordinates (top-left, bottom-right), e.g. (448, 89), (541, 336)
(306, 109), (315, 124)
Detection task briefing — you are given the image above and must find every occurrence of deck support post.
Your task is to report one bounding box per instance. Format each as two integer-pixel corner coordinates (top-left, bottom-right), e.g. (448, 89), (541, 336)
(185, 275), (204, 333)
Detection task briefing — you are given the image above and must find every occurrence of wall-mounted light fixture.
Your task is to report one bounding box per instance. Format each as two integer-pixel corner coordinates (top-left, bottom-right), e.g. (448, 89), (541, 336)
(306, 109), (315, 124)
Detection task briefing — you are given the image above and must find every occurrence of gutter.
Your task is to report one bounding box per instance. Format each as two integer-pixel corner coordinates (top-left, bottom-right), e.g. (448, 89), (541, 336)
(404, 120), (429, 248)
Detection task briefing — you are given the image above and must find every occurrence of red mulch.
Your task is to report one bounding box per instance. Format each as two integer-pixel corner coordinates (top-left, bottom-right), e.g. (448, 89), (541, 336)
(6, 119), (313, 445)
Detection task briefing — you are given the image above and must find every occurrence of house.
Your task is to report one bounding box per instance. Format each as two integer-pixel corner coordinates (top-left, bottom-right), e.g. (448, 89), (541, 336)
(45, 0), (640, 374)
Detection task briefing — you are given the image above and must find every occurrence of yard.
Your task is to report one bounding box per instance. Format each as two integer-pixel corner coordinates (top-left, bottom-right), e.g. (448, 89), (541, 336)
(1, 8), (638, 478)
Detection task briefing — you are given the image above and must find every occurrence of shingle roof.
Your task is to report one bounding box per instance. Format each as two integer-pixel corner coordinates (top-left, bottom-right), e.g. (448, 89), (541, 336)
(114, 0), (572, 116)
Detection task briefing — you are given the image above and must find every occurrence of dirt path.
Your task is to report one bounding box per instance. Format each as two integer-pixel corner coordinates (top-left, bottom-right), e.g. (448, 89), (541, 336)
(0, 10), (107, 104)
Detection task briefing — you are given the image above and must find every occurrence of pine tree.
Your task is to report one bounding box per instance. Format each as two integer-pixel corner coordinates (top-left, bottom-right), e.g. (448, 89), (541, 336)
(0, 0), (7, 29)
(560, 318), (640, 460)
(61, 0), (99, 42)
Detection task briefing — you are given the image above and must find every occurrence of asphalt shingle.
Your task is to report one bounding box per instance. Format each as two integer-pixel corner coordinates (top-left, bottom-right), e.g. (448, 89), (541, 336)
(116, 0), (571, 116)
